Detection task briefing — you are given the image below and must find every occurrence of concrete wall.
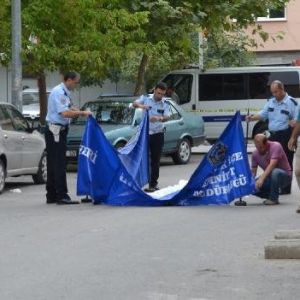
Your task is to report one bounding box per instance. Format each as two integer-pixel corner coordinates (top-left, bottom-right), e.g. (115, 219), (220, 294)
(246, 0), (300, 65)
(254, 50), (300, 66)
(247, 0), (300, 52)
(0, 67), (135, 107)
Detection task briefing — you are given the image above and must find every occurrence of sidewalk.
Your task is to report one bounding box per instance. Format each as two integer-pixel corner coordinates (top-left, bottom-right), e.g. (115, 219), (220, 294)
(192, 140), (256, 154)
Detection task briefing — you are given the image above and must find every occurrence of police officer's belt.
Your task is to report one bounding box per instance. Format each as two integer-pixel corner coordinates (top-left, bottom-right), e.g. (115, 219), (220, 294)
(47, 123), (68, 129)
(269, 128), (290, 135)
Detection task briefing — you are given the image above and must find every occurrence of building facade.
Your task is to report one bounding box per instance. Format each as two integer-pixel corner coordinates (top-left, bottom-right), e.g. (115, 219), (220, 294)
(0, 66), (135, 107)
(248, 0), (300, 66)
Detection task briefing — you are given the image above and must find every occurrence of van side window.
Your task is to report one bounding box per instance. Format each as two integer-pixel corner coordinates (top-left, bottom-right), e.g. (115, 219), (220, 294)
(269, 71), (299, 98)
(249, 73), (269, 99)
(222, 74), (245, 99)
(162, 74), (192, 105)
(199, 74), (245, 100)
(249, 71), (300, 99)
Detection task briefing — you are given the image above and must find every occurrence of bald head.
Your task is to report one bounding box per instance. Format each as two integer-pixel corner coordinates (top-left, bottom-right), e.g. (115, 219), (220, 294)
(270, 80), (286, 101)
(254, 133), (268, 154)
(271, 80), (284, 90)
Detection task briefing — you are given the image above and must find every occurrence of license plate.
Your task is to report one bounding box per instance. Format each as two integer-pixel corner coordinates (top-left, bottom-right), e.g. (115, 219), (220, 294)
(66, 150), (77, 157)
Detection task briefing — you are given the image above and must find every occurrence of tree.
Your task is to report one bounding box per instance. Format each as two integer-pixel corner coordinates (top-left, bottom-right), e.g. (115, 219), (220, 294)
(0, 0), (290, 107)
(0, 0), (12, 65)
(0, 0), (148, 123)
(117, 0), (290, 93)
(202, 28), (256, 69)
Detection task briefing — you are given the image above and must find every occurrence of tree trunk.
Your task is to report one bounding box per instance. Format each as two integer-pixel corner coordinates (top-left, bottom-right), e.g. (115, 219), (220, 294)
(37, 72), (47, 125)
(134, 53), (149, 96)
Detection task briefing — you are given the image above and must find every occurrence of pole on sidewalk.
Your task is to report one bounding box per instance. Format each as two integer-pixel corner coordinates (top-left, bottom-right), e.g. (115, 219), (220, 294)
(234, 109), (249, 206)
(11, 0), (22, 111)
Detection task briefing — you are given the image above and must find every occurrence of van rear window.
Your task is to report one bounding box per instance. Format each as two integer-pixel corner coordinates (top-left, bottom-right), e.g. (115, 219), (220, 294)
(249, 72), (299, 99)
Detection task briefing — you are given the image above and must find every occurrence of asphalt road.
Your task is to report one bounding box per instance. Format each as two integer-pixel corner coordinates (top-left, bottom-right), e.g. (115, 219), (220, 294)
(1, 154), (300, 300)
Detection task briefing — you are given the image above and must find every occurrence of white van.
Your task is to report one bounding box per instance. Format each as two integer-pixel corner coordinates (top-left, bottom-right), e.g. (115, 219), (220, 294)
(161, 66), (300, 141)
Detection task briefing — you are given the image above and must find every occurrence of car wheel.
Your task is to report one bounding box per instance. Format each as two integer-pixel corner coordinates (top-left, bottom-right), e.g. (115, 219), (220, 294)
(171, 138), (191, 165)
(32, 151), (47, 184)
(0, 159), (6, 194)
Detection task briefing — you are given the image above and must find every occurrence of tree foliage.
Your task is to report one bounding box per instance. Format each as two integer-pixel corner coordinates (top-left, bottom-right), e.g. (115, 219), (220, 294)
(0, 0), (290, 93)
(116, 0), (290, 92)
(202, 28), (256, 69)
(0, 0), (11, 64)
(21, 0), (148, 82)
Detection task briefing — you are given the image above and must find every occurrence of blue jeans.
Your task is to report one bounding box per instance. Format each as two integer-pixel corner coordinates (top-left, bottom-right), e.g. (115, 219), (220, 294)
(254, 168), (292, 202)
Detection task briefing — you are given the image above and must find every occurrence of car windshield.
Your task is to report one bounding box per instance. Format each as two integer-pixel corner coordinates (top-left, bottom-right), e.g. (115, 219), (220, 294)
(74, 101), (135, 125)
(22, 92), (49, 105)
(22, 94), (39, 105)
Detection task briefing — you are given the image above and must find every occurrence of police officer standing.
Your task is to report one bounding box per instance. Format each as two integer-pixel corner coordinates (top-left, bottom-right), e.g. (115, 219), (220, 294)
(133, 82), (170, 192)
(45, 71), (91, 204)
(246, 80), (298, 194)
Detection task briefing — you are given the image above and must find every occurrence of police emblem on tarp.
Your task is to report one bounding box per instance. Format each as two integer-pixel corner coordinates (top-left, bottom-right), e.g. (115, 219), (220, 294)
(208, 141), (227, 166)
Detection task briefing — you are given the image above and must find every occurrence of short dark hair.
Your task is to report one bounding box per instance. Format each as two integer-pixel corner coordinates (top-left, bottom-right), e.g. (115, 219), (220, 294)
(63, 71), (79, 81)
(155, 82), (167, 91)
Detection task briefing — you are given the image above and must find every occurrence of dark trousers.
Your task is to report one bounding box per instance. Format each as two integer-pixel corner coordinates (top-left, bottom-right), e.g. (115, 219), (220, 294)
(254, 168), (292, 202)
(45, 126), (69, 201)
(269, 127), (294, 170)
(269, 127), (293, 192)
(149, 132), (164, 188)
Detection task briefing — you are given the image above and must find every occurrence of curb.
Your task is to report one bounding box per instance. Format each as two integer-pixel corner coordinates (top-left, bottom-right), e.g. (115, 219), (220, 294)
(265, 230), (300, 259)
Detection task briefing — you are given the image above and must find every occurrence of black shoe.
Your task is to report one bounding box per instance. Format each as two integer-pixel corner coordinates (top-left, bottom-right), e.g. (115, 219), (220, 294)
(46, 199), (57, 204)
(263, 199), (279, 205)
(57, 198), (80, 205)
(144, 186), (160, 193)
(81, 196), (92, 203)
(280, 186), (291, 195)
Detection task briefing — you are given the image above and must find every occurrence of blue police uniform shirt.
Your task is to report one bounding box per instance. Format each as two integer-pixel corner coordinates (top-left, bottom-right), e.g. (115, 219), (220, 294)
(259, 93), (298, 132)
(136, 95), (171, 134)
(46, 83), (72, 125)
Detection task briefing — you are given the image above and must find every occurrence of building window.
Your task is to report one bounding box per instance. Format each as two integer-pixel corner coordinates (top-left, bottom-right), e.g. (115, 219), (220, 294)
(257, 6), (286, 21)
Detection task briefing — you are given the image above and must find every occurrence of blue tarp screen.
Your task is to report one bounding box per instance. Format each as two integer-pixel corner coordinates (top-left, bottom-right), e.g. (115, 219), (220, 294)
(77, 111), (255, 206)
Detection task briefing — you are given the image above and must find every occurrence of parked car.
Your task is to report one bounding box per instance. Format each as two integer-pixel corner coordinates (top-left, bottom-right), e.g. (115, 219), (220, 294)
(0, 102), (47, 193)
(22, 88), (51, 121)
(97, 93), (134, 99)
(66, 97), (205, 165)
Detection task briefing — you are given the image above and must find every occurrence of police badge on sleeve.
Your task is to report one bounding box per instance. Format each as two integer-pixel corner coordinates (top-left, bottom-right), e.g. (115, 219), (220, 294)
(60, 95), (67, 105)
(208, 141), (228, 166)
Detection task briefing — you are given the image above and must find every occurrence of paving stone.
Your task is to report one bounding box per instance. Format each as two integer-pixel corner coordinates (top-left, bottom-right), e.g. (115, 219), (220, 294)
(265, 239), (300, 259)
(275, 230), (300, 240)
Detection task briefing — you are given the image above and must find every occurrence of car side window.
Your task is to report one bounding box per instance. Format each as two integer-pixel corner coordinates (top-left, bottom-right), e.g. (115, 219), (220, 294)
(0, 105), (14, 131)
(7, 106), (29, 132)
(168, 104), (181, 121)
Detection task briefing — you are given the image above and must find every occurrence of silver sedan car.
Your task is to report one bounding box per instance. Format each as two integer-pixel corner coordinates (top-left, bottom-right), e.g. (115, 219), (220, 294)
(0, 102), (47, 193)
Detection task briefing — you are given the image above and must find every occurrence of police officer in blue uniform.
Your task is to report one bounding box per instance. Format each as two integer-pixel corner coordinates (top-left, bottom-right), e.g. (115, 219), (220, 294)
(45, 71), (91, 204)
(133, 82), (170, 192)
(247, 80), (298, 193)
